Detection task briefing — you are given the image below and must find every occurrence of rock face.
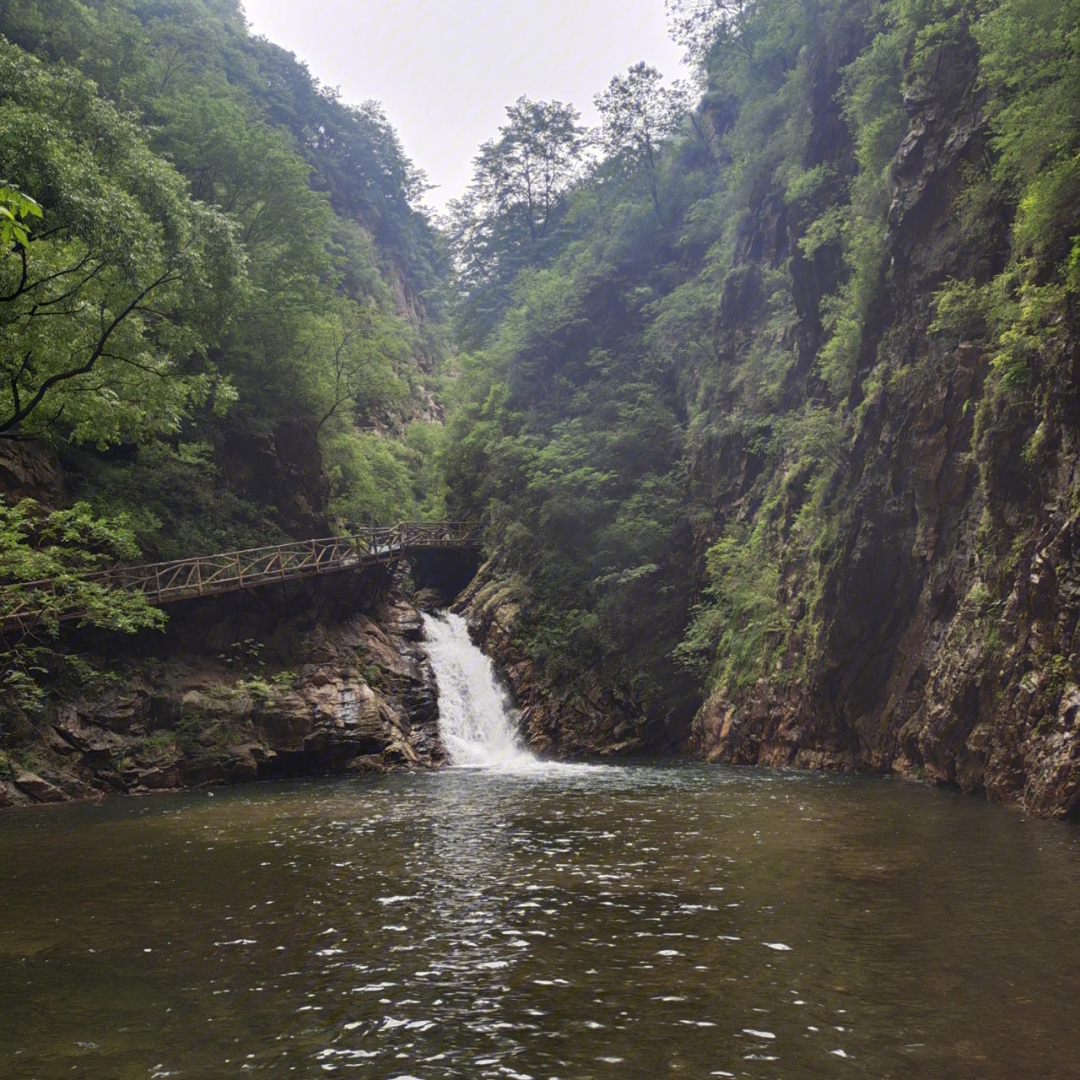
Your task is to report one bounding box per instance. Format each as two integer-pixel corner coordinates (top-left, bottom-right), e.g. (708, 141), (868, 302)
(221, 420), (331, 539)
(693, 502), (1080, 821)
(455, 561), (667, 758)
(0, 440), (65, 508)
(689, 32), (1080, 821)
(0, 577), (446, 806)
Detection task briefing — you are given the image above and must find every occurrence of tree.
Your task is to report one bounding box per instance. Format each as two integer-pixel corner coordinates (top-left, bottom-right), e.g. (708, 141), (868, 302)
(0, 43), (244, 447)
(0, 184), (41, 249)
(448, 97), (586, 346)
(666, 0), (750, 69)
(0, 500), (165, 712)
(467, 96), (586, 246)
(0, 0), (450, 552)
(594, 63), (690, 215)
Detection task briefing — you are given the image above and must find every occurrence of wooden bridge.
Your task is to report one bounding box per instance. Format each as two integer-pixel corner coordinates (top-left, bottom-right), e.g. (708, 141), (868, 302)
(0, 521), (483, 635)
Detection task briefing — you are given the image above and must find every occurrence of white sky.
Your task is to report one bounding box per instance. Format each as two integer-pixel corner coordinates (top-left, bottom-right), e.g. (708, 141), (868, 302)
(239, 0), (686, 209)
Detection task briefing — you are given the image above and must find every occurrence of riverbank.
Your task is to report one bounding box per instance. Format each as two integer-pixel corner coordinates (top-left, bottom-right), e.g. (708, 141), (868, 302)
(0, 576), (446, 807)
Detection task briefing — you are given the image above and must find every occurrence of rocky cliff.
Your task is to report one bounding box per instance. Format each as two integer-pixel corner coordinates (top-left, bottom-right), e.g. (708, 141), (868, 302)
(0, 572), (445, 807)
(689, 26), (1080, 819)
(454, 560), (667, 758)
(446, 5), (1080, 822)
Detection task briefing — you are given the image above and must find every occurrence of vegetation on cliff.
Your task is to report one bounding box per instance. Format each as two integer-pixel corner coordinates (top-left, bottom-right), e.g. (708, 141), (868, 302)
(2, 0), (1080, 813)
(0, 0), (449, 556)
(0, 0), (450, 710)
(441, 0), (1080, 802)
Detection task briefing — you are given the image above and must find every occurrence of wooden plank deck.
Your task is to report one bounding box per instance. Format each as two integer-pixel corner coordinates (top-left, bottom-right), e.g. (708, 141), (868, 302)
(0, 521), (483, 635)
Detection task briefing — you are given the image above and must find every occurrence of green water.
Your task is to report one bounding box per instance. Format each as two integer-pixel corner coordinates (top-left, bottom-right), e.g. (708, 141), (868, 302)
(1, 763), (1078, 1079)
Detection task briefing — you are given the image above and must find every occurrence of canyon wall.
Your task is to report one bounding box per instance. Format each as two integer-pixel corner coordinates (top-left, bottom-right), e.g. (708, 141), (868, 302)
(0, 569), (445, 807)
(451, 8), (1080, 821)
(689, 30), (1080, 820)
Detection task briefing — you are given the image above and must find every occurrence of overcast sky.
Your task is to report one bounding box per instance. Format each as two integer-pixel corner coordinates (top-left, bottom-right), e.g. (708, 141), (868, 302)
(240, 0), (686, 209)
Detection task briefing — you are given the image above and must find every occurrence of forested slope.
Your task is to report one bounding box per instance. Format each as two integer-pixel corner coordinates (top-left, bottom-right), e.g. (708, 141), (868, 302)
(444, 0), (1080, 816)
(0, 0), (454, 712)
(0, 0), (448, 555)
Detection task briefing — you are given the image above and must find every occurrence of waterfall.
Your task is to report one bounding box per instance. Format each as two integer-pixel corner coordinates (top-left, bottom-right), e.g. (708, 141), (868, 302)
(422, 612), (535, 768)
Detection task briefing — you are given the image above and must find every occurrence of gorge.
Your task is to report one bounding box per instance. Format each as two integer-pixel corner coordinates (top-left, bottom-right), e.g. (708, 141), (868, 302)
(8, 0), (1080, 1073)
(1, 0), (1080, 819)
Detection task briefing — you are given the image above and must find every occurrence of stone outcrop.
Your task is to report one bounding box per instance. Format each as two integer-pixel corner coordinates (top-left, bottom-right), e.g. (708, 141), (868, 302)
(690, 32), (1080, 821)
(0, 440), (65, 509)
(0, 580), (446, 806)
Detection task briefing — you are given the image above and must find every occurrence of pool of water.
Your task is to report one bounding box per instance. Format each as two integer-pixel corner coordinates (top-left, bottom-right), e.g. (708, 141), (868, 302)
(1, 762), (1078, 1080)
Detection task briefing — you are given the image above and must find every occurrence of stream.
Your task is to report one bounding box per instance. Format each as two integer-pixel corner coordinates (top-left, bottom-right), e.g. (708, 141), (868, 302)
(0, 614), (1079, 1079)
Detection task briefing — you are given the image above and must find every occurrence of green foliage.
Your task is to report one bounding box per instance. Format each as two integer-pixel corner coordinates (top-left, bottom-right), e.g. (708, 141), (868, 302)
(0, 0), (451, 539)
(445, 0), (1080, 723)
(932, 265), (1071, 390)
(666, 0), (750, 70)
(0, 182), (41, 247)
(0, 41), (244, 446)
(937, 0), (1080, 401)
(71, 439), (288, 561)
(929, 276), (992, 340)
(0, 499), (164, 711)
(976, 0), (1080, 262)
(326, 429), (420, 525)
(922, 0), (1080, 405)
(676, 525), (785, 687)
(238, 676), (274, 702)
(217, 638), (264, 671)
(3, 0), (1077, 739)
(678, 0), (1079, 704)
(595, 63), (691, 215)
(442, 189), (699, 720)
(0, 0), (455, 722)
(448, 96), (588, 348)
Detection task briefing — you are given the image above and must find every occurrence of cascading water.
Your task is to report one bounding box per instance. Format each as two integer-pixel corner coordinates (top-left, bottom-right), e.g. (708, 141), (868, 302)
(422, 612), (536, 768)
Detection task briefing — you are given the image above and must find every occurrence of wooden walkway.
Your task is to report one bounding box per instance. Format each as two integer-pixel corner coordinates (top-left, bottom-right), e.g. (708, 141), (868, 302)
(0, 521), (483, 635)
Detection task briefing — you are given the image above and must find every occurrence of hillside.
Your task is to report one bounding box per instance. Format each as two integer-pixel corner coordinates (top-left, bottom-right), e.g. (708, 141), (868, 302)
(1, 0), (449, 555)
(1, 0), (1079, 818)
(442, 0), (1080, 817)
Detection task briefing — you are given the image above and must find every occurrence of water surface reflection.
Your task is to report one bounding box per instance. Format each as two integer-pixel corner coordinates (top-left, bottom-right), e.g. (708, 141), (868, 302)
(0, 763), (1078, 1079)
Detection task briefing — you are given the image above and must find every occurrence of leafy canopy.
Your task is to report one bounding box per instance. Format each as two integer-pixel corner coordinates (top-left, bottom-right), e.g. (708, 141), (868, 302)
(594, 62), (691, 213)
(0, 42), (244, 447)
(0, 500), (164, 711)
(448, 96), (588, 348)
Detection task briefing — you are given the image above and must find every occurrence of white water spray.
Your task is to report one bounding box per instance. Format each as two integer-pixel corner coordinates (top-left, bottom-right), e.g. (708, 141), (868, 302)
(422, 612), (536, 768)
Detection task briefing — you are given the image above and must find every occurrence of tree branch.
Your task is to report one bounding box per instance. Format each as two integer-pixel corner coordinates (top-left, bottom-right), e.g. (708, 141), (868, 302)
(0, 272), (179, 436)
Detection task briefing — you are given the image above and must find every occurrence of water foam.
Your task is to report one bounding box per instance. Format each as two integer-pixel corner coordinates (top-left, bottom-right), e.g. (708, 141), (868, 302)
(422, 612), (536, 769)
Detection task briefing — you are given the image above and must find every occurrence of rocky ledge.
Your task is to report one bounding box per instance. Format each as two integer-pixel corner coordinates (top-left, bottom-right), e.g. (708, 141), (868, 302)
(0, 586), (446, 808)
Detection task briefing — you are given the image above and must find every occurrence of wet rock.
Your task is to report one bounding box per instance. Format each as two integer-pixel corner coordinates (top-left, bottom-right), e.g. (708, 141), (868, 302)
(133, 766), (180, 791)
(0, 781), (31, 807)
(83, 691), (151, 734)
(1, 590), (447, 810)
(52, 714), (120, 757)
(222, 746), (262, 784)
(345, 754), (387, 773)
(679, 32), (1080, 821)
(455, 560), (650, 759)
(13, 769), (69, 803)
(411, 588), (444, 614)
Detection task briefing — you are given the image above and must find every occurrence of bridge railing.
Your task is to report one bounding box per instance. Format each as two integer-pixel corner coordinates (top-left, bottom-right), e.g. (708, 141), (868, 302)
(0, 521), (484, 634)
